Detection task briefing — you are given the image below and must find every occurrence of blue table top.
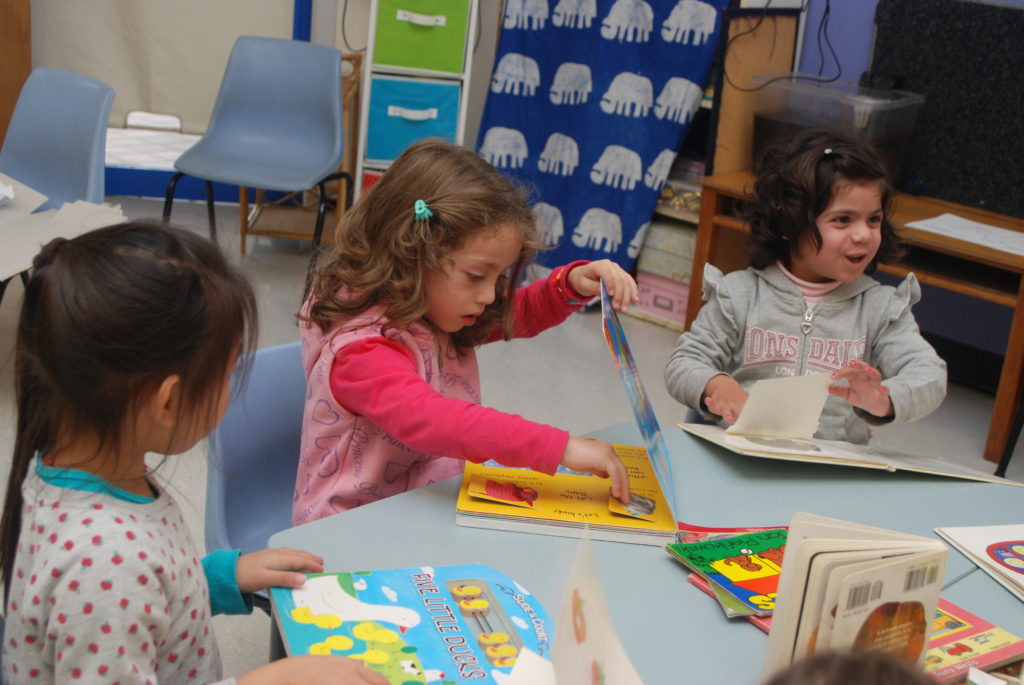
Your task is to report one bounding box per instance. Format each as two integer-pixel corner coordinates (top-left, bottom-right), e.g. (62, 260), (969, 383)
(270, 421), (1024, 682)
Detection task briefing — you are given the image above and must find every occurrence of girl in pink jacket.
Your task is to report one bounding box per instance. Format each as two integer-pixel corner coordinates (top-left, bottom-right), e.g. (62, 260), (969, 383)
(295, 139), (636, 524)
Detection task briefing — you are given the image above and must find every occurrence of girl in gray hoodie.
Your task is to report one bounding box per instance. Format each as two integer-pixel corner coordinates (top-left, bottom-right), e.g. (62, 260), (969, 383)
(664, 128), (946, 444)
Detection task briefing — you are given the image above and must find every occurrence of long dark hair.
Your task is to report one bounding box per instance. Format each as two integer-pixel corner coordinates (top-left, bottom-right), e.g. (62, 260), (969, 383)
(743, 128), (903, 271)
(0, 222), (257, 597)
(304, 138), (541, 348)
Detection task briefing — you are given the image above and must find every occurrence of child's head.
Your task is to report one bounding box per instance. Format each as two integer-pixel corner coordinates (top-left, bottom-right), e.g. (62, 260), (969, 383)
(744, 128), (903, 282)
(761, 649), (933, 685)
(307, 138), (541, 347)
(2, 222), (256, 587)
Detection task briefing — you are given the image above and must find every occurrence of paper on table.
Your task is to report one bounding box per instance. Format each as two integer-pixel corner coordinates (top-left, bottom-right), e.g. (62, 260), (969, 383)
(0, 172), (48, 215)
(726, 372), (832, 440)
(906, 212), (1024, 257)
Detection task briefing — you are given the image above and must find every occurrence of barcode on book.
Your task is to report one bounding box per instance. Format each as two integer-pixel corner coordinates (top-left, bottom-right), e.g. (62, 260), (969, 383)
(847, 580), (883, 609)
(904, 563), (940, 592)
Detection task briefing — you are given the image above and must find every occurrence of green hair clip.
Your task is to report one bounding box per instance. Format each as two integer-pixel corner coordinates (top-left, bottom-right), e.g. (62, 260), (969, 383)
(414, 199), (434, 221)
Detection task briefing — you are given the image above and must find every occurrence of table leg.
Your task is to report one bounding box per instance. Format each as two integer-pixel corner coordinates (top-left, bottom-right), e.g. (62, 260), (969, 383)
(985, 276), (1024, 464)
(686, 186), (724, 330)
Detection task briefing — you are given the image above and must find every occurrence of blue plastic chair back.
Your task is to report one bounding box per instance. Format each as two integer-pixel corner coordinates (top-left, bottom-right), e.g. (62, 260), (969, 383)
(0, 67), (114, 211)
(206, 341), (305, 556)
(175, 36), (344, 190)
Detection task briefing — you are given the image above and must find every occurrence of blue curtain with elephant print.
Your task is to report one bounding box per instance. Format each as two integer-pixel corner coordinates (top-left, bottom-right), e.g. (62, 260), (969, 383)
(477, 0), (726, 274)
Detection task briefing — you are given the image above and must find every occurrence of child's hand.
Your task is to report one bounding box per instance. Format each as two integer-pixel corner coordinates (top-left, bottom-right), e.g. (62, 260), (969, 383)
(237, 655), (389, 685)
(236, 547), (325, 594)
(829, 359), (893, 418)
(561, 437), (631, 504)
(567, 260), (640, 312)
(702, 374), (747, 423)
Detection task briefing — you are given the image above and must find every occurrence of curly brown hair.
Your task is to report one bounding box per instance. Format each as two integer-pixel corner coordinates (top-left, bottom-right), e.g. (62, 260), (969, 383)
(743, 128), (903, 272)
(304, 138), (542, 348)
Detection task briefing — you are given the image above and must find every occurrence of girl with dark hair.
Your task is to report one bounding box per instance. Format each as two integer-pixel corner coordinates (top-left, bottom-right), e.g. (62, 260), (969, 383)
(1, 223), (386, 684)
(297, 138), (636, 523)
(665, 129), (946, 443)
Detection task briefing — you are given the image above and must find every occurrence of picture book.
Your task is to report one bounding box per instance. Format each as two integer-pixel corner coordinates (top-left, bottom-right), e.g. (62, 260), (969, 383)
(762, 512), (948, 678)
(454, 442), (677, 546)
(666, 528), (788, 616)
(926, 598), (1024, 683)
(455, 281), (679, 546)
(676, 519), (788, 544)
(688, 576), (1024, 685)
(269, 538), (643, 684)
(680, 422), (1022, 487)
(934, 524), (1024, 602)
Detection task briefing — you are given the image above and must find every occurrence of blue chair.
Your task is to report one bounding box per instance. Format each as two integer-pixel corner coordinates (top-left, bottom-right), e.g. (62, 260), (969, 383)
(162, 36), (352, 252)
(0, 66), (114, 306)
(206, 341), (305, 610)
(0, 67), (114, 211)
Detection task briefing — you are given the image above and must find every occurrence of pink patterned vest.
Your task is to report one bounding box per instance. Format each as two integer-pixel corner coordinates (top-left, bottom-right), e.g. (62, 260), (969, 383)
(293, 307), (477, 524)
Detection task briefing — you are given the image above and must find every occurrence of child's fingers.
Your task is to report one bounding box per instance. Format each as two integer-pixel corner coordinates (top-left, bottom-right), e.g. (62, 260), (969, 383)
(606, 453), (631, 504)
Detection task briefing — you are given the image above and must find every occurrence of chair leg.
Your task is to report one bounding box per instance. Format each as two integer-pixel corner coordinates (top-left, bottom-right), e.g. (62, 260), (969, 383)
(163, 172), (185, 222)
(204, 181), (217, 242)
(995, 395), (1024, 477)
(312, 171), (353, 247)
(0, 277), (9, 308)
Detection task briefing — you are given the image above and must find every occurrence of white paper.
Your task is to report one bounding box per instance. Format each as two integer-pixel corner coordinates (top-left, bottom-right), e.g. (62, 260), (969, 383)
(906, 212), (1024, 257)
(0, 172), (48, 215)
(727, 372), (832, 439)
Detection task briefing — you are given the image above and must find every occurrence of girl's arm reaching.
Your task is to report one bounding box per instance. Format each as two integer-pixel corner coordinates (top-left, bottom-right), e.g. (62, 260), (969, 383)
(332, 339), (630, 501)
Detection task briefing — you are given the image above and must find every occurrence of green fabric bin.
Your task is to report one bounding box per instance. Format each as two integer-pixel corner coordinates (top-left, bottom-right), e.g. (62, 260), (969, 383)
(373, 0), (471, 75)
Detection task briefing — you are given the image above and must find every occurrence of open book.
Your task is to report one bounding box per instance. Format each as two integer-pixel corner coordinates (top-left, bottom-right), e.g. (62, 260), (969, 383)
(681, 374), (1022, 487)
(934, 523), (1024, 603)
(455, 281), (678, 546)
(762, 512), (948, 678)
(269, 537), (644, 684)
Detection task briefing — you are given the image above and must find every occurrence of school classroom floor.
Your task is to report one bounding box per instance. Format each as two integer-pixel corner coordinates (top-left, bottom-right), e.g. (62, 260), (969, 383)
(0, 196), (1021, 676)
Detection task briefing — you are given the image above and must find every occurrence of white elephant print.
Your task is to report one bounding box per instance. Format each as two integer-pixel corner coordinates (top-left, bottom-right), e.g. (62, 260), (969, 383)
(661, 0), (718, 45)
(538, 133), (579, 176)
(655, 77), (703, 124)
(600, 72), (653, 117)
(491, 53), (541, 96)
(572, 208), (623, 253)
(552, 0), (597, 28)
(549, 62), (592, 105)
(590, 145), (643, 191)
(628, 221), (650, 259)
(533, 202), (564, 248)
(644, 148), (677, 190)
(479, 127), (528, 169)
(601, 0), (653, 43)
(504, 0), (549, 30)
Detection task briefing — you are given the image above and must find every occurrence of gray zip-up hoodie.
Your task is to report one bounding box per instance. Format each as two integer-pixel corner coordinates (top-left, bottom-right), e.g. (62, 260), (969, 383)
(664, 263), (947, 444)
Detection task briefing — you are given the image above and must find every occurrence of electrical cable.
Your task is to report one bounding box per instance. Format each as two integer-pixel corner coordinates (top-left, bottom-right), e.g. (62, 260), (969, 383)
(340, 0), (366, 53)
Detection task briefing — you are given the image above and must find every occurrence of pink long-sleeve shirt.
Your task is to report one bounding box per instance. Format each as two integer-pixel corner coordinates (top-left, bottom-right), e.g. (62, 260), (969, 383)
(293, 263), (588, 524)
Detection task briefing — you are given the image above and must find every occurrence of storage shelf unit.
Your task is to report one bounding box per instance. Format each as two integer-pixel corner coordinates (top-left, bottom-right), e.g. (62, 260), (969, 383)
(356, 0), (479, 196)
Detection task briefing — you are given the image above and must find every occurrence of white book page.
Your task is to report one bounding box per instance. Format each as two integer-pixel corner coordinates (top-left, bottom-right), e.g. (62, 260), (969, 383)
(934, 524), (1024, 599)
(727, 373), (832, 439)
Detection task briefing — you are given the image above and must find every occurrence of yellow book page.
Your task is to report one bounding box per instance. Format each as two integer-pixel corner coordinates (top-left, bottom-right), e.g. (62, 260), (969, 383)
(456, 444), (675, 532)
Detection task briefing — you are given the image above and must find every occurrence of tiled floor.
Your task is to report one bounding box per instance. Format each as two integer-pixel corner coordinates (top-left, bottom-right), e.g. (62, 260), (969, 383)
(1, 195), (1022, 678)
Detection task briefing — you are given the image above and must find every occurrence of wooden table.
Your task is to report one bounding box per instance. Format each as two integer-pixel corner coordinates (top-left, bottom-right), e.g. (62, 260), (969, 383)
(687, 171), (1024, 465)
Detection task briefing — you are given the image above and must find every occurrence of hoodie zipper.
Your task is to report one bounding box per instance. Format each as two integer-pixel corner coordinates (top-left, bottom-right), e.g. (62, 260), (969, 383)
(802, 303), (816, 335)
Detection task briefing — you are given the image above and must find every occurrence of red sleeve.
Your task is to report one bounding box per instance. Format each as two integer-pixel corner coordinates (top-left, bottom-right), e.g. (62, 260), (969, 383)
(330, 337), (566, 473)
(485, 260), (592, 343)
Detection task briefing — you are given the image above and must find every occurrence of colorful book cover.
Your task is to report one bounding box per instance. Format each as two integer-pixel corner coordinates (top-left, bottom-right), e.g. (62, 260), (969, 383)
(676, 520), (788, 544)
(666, 528), (787, 615)
(455, 443), (677, 546)
(925, 598), (1024, 683)
(935, 524), (1024, 602)
(270, 564), (554, 684)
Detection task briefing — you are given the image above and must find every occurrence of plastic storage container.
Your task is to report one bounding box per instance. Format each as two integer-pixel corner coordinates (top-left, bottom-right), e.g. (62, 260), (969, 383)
(752, 74), (924, 179)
